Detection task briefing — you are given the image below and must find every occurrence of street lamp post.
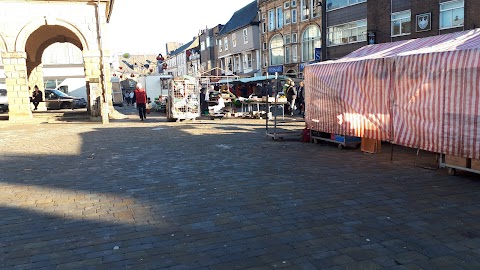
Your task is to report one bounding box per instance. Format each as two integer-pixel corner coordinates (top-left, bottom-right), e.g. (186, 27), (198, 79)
(319, 1), (327, 61)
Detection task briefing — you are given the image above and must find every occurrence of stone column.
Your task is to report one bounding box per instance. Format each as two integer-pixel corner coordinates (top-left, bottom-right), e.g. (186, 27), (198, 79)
(1, 51), (32, 122)
(84, 50), (116, 122)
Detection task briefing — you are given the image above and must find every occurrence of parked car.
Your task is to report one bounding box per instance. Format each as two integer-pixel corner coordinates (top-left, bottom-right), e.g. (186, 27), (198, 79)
(0, 85), (8, 112)
(44, 89), (87, 110)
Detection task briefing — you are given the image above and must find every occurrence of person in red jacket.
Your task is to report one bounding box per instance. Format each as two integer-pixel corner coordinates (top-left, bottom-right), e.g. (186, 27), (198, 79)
(134, 82), (147, 121)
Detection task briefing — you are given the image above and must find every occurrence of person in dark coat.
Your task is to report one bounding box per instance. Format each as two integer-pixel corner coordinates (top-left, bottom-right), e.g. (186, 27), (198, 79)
(31, 85), (43, 111)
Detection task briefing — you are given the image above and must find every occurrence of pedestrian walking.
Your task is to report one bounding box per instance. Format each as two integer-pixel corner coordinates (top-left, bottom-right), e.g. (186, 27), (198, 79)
(124, 91), (131, 106)
(129, 90), (135, 107)
(31, 85), (43, 111)
(134, 82), (147, 121)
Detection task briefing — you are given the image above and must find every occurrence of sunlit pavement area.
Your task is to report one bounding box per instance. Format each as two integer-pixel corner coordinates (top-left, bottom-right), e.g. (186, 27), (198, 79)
(0, 107), (479, 269)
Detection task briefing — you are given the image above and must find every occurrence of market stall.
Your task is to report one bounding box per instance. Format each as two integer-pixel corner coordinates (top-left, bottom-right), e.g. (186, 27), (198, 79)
(304, 29), (480, 170)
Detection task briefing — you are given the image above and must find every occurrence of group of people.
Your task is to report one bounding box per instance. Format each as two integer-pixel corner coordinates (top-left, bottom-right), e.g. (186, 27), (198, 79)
(284, 79), (305, 117)
(124, 90), (136, 106)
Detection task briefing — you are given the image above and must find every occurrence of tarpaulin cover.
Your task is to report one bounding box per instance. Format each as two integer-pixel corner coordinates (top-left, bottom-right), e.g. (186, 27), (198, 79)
(304, 29), (480, 159)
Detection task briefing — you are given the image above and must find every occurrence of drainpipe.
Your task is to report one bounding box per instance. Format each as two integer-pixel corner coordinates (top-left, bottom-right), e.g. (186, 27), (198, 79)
(95, 0), (109, 124)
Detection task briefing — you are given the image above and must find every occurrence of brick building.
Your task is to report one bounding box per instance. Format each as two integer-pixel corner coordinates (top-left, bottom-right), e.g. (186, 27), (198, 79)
(367, 0), (479, 44)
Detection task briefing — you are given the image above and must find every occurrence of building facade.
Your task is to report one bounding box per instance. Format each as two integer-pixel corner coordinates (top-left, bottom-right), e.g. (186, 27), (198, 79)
(199, 24), (223, 76)
(367, 0), (479, 44)
(216, 1), (262, 78)
(258, 0), (325, 78)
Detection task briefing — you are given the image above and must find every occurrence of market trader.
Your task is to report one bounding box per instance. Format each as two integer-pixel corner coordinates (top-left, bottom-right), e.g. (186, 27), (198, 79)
(134, 82), (147, 121)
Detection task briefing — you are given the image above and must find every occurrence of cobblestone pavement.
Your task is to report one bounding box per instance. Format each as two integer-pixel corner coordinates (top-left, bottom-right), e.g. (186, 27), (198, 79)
(0, 107), (479, 269)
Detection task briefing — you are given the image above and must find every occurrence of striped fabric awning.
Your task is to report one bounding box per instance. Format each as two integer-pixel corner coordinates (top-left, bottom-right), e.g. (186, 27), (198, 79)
(304, 28), (480, 159)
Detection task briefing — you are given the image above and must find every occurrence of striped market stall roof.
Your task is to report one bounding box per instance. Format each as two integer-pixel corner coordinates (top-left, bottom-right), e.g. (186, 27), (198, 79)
(304, 28), (480, 159)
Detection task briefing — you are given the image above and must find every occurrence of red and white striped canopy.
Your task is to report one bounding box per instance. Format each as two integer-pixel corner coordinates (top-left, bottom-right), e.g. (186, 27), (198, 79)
(304, 28), (480, 159)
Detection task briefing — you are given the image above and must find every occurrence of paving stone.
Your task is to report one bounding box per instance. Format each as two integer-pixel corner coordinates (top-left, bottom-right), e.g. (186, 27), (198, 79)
(0, 116), (480, 269)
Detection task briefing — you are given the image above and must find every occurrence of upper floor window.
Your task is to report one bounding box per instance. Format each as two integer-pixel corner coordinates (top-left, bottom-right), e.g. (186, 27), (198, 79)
(218, 39), (223, 52)
(391, 10), (411, 36)
(285, 34), (292, 44)
(206, 37), (212, 48)
(269, 34), (284, 65)
(301, 25), (321, 62)
(268, 9), (276, 31)
(292, 33), (298, 43)
(285, 9), (292, 25)
(284, 1), (290, 8)
(277, 7), (284, 29)
(292, 8), (298, 23)
(232, 33), (237, 47)
(301, 0), (309, 21)
(326, 0), (367, 11)
(201, 41), (205, 51)
(291, 0), (297, 7)
(243, 53), (253, 69)
(311, 0), (320, 18)
(327, 19), (367, 46)
(440, 0), (464, 29)
(243, 28), (248, 44)
(224, 37), (228, 51)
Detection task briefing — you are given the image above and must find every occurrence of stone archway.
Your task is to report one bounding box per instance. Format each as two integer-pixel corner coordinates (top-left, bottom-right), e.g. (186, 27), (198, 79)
(0, 1), (114, 122)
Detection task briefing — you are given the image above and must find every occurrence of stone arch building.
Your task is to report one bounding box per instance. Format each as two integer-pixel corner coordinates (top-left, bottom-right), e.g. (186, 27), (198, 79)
(0, 0), (114, 122)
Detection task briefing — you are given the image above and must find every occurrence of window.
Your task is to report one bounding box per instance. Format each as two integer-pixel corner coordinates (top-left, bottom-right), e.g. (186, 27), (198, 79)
(263, 42), (267, 50)
(263, 54), (267, 67)
(269, 34), (284, 65)
(292, 44), (298, 62)
(206, 37), (212, 48)
(285, 34), (291, 44)
(243, 53), (253, 69)
(292, 9), (298, 23)
(327, 19), (367, 46)
(284, 1), (290, 8)
(291, 0), (297, 7)
(262, 22), (267, 33)
(285, 10), (292, 25)
(235, 55), (241, 71)
(301, 0), (309, 20)
(277, 7), (284, 29)
(218, 39), (223, 52)
(292, 33), (298, 43)
(285, 46), (291, 64)
(243, 28), (248, 44)
(391, 10), (411, 36)
(301, 25), (321, 62)
(224, 37), (228, 51)
(232, 33), (237, 47)
(201, 41), (205, 51)
(326, 0), (367, 11)
(311, 0), (320, 18)
(262, 13), (266, 21)
(268, 9), (275, 31)
(440, 0), (464, 29)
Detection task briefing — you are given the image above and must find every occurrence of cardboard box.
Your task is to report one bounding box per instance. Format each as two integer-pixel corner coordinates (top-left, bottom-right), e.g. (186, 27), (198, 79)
(471, 159), (480, 171)
(445, 155), (469, 168)
(361, 137), (381, 154)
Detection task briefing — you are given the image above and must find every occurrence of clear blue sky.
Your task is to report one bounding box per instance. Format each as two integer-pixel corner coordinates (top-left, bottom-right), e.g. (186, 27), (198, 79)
(105, 0), (255, 55)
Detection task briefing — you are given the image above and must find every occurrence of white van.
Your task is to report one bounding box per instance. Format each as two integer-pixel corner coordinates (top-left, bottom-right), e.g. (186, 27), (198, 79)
(56, 78), (87, 100)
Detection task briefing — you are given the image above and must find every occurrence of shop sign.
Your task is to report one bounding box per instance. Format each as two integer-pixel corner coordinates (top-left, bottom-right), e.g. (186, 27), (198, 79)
(416, 13), (431, 32)
(314, 48), (322, 61)
(268, 65), (283, 74)
(299, 62), (313, 72)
